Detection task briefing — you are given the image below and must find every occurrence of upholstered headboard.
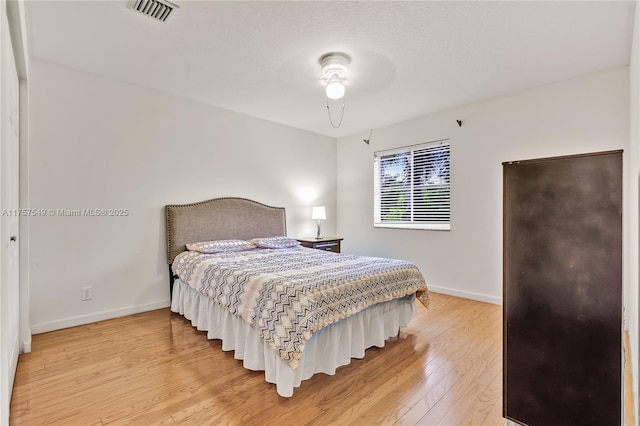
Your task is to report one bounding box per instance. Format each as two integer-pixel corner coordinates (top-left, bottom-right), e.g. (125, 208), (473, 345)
(165, 197), (287, 264)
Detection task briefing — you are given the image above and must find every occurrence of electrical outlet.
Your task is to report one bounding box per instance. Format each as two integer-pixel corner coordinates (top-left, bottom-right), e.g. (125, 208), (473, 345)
(81, 286), (92, 301)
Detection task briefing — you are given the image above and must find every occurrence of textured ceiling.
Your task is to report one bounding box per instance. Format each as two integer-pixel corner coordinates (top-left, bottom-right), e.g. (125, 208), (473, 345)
(26, 1), (635, 138)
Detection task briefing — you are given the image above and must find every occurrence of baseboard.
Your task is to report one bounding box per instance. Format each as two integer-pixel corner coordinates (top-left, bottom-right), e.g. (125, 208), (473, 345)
(428, 284), (502, 305)
(31, 299), (171, 334)
(21, 337), (31, 354)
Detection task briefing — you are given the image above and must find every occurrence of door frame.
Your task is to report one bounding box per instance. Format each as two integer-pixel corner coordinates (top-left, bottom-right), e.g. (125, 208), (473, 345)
(1, 1), (29, 424)
(5, 0), (29, 355)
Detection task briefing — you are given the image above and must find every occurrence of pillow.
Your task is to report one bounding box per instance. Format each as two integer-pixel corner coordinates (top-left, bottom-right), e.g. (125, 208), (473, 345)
(186, 239), (256, 253)
(250, 236), (301, 249)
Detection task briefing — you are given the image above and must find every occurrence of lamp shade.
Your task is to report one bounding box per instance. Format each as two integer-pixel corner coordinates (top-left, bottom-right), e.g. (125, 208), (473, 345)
(311, 206), (326, 220)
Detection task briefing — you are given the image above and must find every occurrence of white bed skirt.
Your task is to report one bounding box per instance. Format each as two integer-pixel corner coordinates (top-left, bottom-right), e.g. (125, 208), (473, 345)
(171, 279), (417, 397)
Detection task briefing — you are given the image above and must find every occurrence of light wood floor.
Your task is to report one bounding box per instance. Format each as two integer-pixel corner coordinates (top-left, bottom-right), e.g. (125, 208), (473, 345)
(10, 293), (505, 425)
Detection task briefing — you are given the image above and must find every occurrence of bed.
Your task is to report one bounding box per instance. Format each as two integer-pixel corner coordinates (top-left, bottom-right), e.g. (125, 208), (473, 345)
(166, 197), (429, 397)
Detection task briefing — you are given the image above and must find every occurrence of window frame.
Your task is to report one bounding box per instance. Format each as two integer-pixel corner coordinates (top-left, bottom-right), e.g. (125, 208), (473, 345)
(373, 139), (451, 231)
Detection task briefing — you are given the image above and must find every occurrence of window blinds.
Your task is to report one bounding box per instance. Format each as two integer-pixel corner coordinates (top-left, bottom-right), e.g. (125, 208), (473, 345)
(374, 140), (450, 230)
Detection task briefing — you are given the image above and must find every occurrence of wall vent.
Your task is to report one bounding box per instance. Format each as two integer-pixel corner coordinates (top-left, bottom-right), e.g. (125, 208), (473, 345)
(129, 0), (178, 23)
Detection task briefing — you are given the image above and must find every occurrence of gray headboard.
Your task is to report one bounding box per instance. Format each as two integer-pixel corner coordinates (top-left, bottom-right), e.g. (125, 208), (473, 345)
(165, 197), (287, 264)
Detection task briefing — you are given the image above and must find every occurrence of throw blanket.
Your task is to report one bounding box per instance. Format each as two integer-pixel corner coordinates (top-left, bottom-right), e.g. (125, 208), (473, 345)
(172, 247), (429, 369)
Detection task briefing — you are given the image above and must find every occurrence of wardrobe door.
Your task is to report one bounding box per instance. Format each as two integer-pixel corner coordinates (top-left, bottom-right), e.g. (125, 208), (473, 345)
(503, 150), (622, 426)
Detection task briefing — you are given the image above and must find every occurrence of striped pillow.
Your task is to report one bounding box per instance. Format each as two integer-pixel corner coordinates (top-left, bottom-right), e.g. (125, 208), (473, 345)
(250, 236), (301, 249)
(186, 239), (256, 253)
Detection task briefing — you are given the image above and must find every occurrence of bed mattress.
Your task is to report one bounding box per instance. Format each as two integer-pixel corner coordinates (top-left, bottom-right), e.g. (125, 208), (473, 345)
(171, 246), (428, 369)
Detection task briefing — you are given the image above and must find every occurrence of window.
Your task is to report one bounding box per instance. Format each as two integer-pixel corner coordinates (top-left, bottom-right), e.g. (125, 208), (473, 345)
(374, 139), (450, 230)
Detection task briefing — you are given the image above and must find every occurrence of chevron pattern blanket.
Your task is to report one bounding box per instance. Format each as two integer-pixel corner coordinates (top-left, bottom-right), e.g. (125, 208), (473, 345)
(172, 247), (428, 369)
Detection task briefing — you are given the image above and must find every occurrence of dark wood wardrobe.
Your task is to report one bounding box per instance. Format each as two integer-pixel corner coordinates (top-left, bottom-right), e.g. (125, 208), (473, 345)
(503, 150), (622, 426)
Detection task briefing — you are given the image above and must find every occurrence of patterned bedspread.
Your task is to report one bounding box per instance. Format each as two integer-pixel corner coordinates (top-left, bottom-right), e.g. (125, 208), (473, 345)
(172, 247), (429, 369)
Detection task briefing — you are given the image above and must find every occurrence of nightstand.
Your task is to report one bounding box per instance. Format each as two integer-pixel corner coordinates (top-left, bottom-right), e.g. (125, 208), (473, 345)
(296, 237), (343, 253)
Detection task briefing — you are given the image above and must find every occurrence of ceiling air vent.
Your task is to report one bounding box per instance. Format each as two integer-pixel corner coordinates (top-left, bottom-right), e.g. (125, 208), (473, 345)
(129, 0), (178, 23)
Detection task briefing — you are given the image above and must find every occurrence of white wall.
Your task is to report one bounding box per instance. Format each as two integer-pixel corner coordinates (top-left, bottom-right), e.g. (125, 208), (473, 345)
(337, 67), (629, 304)
(27, 60), (337, 332)
(628, 0), (639, 418)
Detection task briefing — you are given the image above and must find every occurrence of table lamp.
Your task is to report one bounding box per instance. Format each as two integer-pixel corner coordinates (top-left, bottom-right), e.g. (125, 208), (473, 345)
(311, 206), (326, 239)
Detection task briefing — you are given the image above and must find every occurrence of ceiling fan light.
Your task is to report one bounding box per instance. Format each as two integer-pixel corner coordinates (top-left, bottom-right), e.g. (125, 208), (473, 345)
(326, 78), (345, 100)
(319, 52), (350, 127)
